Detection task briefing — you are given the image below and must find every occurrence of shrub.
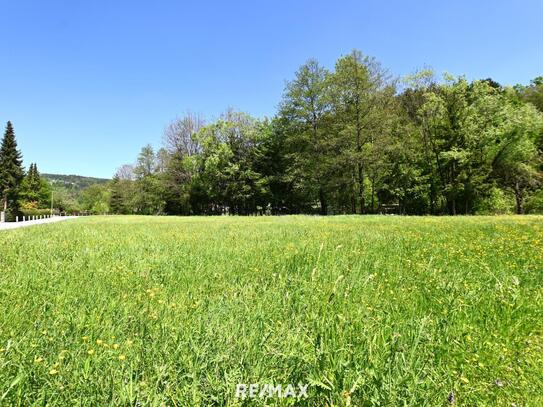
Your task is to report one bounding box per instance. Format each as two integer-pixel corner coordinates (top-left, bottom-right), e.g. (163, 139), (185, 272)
(525, 189), (543, 213)
(475, 187), (515, 215)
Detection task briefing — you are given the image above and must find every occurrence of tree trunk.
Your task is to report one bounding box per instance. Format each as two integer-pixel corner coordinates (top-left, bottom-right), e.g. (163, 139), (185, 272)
(354, 59), (365, 215)
(514, 181), (524, 214)
(358, 165), (365, 214)
(429, 185), (435, 214)
(319, 187), (327, 215)
(370, 176), (375, 213)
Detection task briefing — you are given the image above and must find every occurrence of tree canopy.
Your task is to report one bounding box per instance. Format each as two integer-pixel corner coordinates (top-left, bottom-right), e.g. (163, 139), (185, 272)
(2, 50), (542, 218)
(103, 52), (542, 216)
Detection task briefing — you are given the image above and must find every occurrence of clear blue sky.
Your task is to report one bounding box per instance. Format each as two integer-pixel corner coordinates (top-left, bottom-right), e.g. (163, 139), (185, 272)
(1, 0), (542, 178)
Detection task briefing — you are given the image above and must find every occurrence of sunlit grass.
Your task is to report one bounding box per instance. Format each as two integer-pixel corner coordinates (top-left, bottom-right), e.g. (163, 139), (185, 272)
(0, 215), (542, 405)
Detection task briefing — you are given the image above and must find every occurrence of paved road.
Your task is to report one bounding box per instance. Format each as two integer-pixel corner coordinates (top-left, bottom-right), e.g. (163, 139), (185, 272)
(0, 216), (77, 231)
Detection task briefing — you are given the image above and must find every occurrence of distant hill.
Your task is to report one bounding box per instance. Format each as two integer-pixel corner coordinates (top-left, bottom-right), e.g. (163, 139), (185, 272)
(42, 173), (110, 191)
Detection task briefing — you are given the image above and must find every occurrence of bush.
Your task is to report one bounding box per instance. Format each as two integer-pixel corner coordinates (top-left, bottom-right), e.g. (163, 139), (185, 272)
(4, 208), (18, 222)
(475, 187), (515, 215)
(525, 189), (543, 214)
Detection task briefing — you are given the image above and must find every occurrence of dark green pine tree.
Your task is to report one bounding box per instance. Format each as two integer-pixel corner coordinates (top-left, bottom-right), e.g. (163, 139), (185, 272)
(22, 163), (43, 203)
(0, 121), (24, 220)
(26, 163), (34, 185)
(109, 175), (125, 214)
(29, 163), (37, 181)
(30, 163), (41, 192)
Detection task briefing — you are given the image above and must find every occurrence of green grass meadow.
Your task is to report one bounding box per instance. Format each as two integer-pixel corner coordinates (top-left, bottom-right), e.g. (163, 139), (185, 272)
(0, 215), (542, 406)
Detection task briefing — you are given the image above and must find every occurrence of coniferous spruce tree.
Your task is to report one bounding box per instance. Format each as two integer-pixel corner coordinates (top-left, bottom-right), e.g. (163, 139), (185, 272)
(0, 121), (24, 220)
(29, 163), (36, 182)
(21, 163), (44, 204)
(109, 175), (125, 214)
(28, 163), (42, 196)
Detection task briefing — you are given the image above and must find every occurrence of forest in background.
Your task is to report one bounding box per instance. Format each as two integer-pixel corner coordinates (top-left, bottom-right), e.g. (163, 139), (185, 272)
(106, 51), (543, 216)
(2, 50), (543, 218)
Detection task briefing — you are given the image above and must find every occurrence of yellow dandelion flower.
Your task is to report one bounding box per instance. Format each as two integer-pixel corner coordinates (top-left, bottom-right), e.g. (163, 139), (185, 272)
(82, 336), (89, 342)
(118, 354), (126, 361)
(49, 369), (58, 375)
(113, 344), (120, 350)
(96, 339), (104, 346)
(87, 349), (95, 355)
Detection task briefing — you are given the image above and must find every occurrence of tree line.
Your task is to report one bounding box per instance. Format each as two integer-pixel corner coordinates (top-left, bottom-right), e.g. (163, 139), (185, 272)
(107, 51), (543, 215)
(2, 50), (542, 218)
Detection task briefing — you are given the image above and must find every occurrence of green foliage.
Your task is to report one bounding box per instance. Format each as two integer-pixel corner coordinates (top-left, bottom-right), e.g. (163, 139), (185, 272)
(51, 185), (81, 213)
(278, 59), (331, 214)
(0, 121), (24, 220)
(105, 56), (543, 216)
(193, 110), (271, 214)
(19, 163), (52, 209)
(404, 75), (543, 215)
(109, 176), (126, 214)
(37, 174), (109, 214)
(489, 101), (543, 213)
(525, 188), (543, 213)
(327, 50), (393, 213)
(130, 145), (166, 215)
(516, 76), (543, 113)
(474, 187), (515, 214)
(79, 184), (111, 214)
(0, 215), (542, 405)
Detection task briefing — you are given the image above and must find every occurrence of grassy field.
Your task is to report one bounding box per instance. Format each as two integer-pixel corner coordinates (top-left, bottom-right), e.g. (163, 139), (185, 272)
(0, 215), (542, 406)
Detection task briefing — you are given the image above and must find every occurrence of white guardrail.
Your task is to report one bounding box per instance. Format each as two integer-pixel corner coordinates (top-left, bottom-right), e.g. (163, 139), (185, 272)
(0, 211), (56, 223)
